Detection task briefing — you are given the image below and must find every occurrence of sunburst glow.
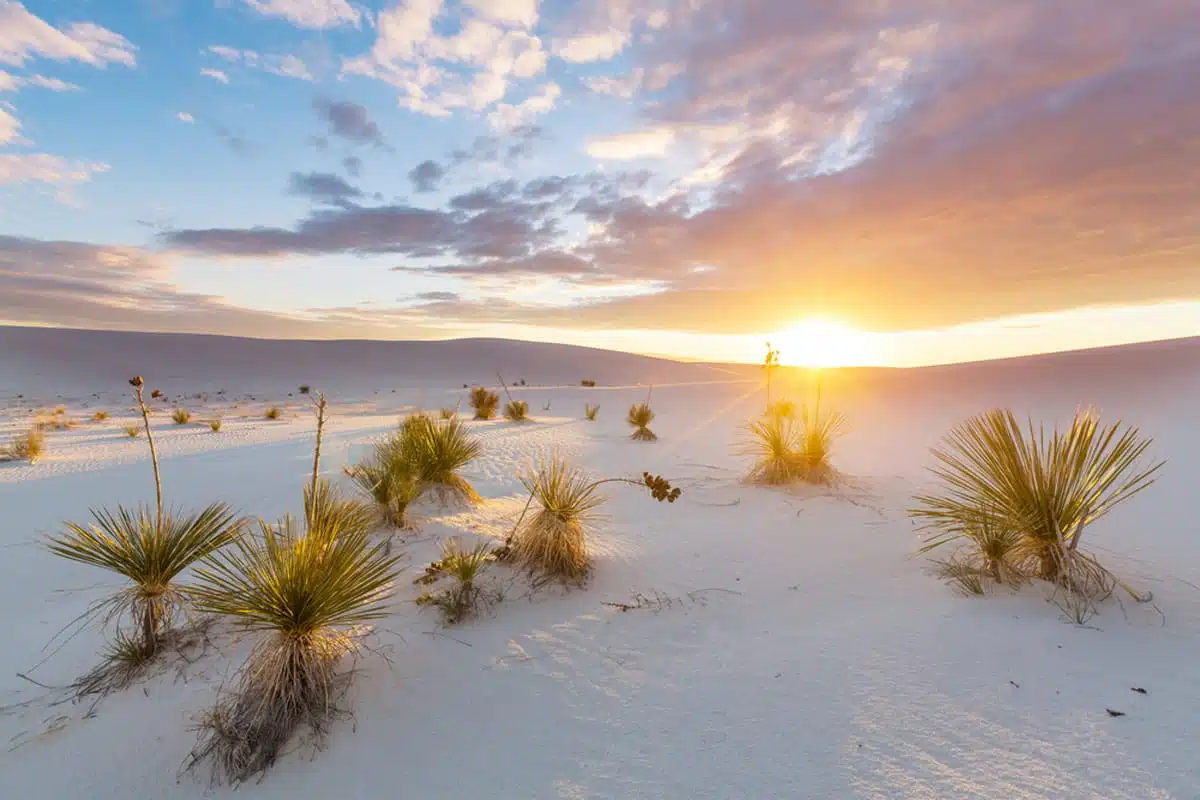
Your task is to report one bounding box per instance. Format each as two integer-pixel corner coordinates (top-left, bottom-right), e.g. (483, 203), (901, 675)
(774, 319), (874, 367)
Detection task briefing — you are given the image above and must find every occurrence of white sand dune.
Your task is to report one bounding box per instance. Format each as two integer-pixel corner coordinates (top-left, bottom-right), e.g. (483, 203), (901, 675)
(0, 331), (1198, 798)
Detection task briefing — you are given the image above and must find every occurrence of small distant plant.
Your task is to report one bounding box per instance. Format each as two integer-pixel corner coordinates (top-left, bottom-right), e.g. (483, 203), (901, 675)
(265, 406), (282, 420)
(439, 407), (456, 420)
(298, 385), (310, 395)
(517, 378), (527, 387)
(627, 403), (656, 441)
(92, 410), (110, 422)
(581, 379), (597, 387)
(505, 458), (680, 583)
(151, 390), (163, 400)
(125, 424), (141, 438)
(402, 415), (482, 505)
(53, 405), (66, 416)
(585, 404), (599, 421)
(415, 538), (499, 624)
(469, 386), (499, 420)
(172, 408), (191, 425)
(46, 376), (244, 694)
(345, 433), (420, 529)
(504, 400), (530, 422)
(1, 425), (46, 463)
(209, 419), (222, 432)
(911, 408), (1163, 613)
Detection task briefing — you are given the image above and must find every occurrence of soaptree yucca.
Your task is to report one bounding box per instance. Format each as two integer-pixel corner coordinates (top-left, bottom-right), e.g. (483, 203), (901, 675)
(795, 404), (848, 485)
(402, 414), (482, 505)
(416, 537), (498, 624)
(1, 425), (45, 463)
(740, 415), (804, 486)
(627, 403), (656, 441)
(469, 387), (499, 420)
(46, 376), (243, 689)
(912, 408), (1163, 594)
(504, 400), (530, 422)
(346, 433), (420, 528)
(584, 404), (599, 421)
(189, 480), (400, 784)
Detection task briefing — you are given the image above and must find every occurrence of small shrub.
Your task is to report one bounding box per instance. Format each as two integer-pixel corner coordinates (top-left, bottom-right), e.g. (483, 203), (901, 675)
(581, 380), (596, 387)
(298, 385), (310, 395)
(402, 415), (482, 505)
(265, 406), (282, 420)
(172, 408), (191, 425)
(740, 415), (803, 485)
(439, 407), (456, 420)
(92, 410), (110, 422)
(585, 404), (599, 421)
(468, 387), (499, 420)
(209, 419), (222, 432)
(794, 404), (847, 485)
(415, 538), (498, 624)
(53, 405), (66, 416)
(627, 403), (656, 441)
(188, 480), (399, 785)
(2, 425), (46, 463)
(504, 400), (530, 422)
(912, 408), (1163, 602)
(346, 434), (420, 528)
(125, 425), (141, 438)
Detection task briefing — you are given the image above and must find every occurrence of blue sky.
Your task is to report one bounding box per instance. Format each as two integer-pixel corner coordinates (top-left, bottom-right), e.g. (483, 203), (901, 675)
(2, 0), (1199, 366)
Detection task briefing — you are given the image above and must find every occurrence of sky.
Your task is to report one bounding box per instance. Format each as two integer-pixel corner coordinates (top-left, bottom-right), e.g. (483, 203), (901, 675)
(0, 0), (1198, 367)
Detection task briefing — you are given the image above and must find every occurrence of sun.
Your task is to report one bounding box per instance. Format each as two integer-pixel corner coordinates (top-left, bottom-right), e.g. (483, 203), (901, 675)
(773, 319), (871, 367)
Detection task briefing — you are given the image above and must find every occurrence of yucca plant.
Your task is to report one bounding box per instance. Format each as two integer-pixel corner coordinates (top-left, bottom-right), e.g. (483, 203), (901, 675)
(172, 408), (191, 425)
(189, 479), (400, 784)
(1, 425), (46, 463)
(92, 410), (110, 422)
(795, 403), (848, 485)
(740, 415), (804, 486)
(627, 403), (656, 441)
(345, 433), (420, 529)
(265, 406), (282, 420)
(209, 419), (222, 432)
(439, 407), (456, 420)
(46, 376), (244, 688)
(125, 424), (141, 438)
(401, 415), (482, 505)
(765, 400), (796, 420)
(912, 408), (1164, 588)
(504, 400), (530, 422)
(469, 386), (499, 420)
(506, 457), (680, 583)
(415, 538), (498, 624)
(584, 404), (599, 421)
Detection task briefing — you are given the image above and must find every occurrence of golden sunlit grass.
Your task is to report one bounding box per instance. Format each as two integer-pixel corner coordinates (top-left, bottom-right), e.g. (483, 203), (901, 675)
(765, 400), (796, 420)
(172, 408), (191, 425)
(439, 407), (457, 420)
(510, 456), (606, 582)
(627, 403), (656, 441)
(209, 419), (222, 432)
(188, 480), (400, 785)
(740, 403), (846, 486)
(92, 410), (110, 422)
(795, 404), (848, 485)
(912, 408), (1164, 613)
(504, 400), (530, 422)
(402, 414), (482, 505)
(415, 537), (499, 624)
(585, 404), (599, 421)
(1, 425), (46, 463)
(125, 424), (141, 438)
(345, 432), (420, 529)
(469, 387), (499, 420)
(264, 406), (282, 420)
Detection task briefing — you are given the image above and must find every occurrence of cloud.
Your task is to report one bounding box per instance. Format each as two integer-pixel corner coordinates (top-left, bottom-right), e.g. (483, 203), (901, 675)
(464, 0), (538, 29)
(206, 45), (313, 81)
(0, 153), (108, 187)
(0, 105), (18, 144)
(239, 0), (361, 29)
(266, 54), (313, 81)
(0, 3), (137, 67)
(0, 71), (80, 92)
(286, 170), (364, 206)
(488, 82), (559, 130)
(0, 69), (16, 91)
(408, 159), (445, 193)
(342, 155), (362, 177)
(200, 67), (230, 83)
(553, 31), (629, 63)
(176, 111), (194, 123)
(313, 97), (385, 146)
(586, 127), (675, 160)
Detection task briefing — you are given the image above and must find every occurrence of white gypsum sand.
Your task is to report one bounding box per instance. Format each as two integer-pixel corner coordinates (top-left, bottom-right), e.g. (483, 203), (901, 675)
(1, 331), (1199, 798)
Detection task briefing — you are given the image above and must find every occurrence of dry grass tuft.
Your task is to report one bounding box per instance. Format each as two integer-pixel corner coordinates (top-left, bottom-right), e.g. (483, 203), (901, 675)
(740, 415), (804, 485)
(627, 403), (657, 441)
(264, 406), (282, 420)
(92, 410), (110, 422)
(125, 424), (141, 438)
(509, 456), (606, 582)
(172, 408), (192, 425)
(439, 407), (456, 420)
(209, 419), (222, 432)
(469, 386), (499, 420)
(187, 480), (400, 785)
(912, 408), (1163, 609)
(415, 538), (499, 624)
(1, 425), (46, 463)
(584, 404), (599, 421)
(504, 400), (530, 422)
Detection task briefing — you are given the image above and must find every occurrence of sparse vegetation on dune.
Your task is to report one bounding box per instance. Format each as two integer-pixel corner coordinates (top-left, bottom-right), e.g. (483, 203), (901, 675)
(172, 408), (191, 425)
(401, 415), (482, 505)
(505, 457), (680, 583)
(298, 385), (310, 394)
(209, 419), (222, 432)
(1, 425), (46, 463)
(439, 407), (456, 420)
(124, 424), (141, 438)
(264, 406), (282, 420)
(415, 538), (499, 624)
(911, 408), (1164, 613)
(468, 386), (499, 420)
(92, 410), (110, 422)
(794, 404), (848, 485)
(741, 402), (847, 486)
(504, 400), (530, 422)
(346, 433), (420, 529)
(581, 379), (596, 387)
(627, 403), (657, 441)
(585, 404), (599, 421)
